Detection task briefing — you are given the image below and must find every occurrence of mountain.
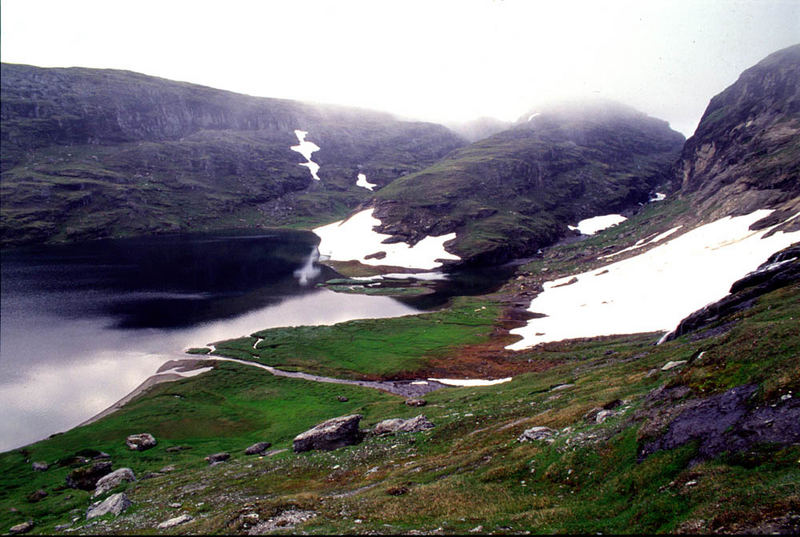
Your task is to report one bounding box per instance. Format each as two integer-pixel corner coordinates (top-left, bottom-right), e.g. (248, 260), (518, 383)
(444, 117), (512, 142)
(0, 64), (465, 247)
(676, 43), (800, 231)
(371, 100), (685, 266)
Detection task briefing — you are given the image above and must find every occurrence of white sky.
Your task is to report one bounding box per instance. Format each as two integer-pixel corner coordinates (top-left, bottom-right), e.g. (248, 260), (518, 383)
(1, 0), (798, 137)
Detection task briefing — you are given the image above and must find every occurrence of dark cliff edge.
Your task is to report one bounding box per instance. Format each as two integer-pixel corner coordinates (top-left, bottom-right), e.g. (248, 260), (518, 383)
(675, 44), (800, 232)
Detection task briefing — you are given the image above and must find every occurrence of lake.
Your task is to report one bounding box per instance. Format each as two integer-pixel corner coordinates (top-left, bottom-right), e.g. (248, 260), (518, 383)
(0, 230), (511, 452)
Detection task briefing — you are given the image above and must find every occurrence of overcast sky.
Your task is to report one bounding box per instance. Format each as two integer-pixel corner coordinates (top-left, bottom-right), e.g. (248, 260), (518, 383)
(2, 0), (798, 137)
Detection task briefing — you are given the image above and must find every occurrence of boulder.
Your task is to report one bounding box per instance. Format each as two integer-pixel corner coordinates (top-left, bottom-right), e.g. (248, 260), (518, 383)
(86, 492), (131, 520)
(126, 433), (156, 451)
(373, 415), (435, 435)
(337, 396), (349, 402)
(293, 414), (363, 452)
(157, 514), (193, 529)
(205, 452), (230, 464)
(66, 461), (113, 490)
(405, 399), (427, 407)
(9, 521), (34, 534)
(31, 461), (49, 472)
(93, 468), (136, 497)
(517, 426), (556, 443)
(245, 442), (272, 455)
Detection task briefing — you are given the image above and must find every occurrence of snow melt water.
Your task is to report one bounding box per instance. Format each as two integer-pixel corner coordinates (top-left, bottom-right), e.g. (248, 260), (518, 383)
(507, 210), (800, 350)
(313, 209), (460, 270)
(290, 130), (321, 181)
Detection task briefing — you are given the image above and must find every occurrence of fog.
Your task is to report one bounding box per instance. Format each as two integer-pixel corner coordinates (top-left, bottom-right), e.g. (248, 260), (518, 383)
(1, 0), (798, 137)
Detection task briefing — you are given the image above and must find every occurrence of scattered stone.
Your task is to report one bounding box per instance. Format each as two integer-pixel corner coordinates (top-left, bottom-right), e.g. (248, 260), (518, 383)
(405, 398), (427, 407)
(517, 426), (556, 443)
(469, 525), (484, 533)
(244, 442), (272, 455)
(140, 472), (162, 480)
(26, 489), (48, 503)
(373, 415), (435, 435)
(159, 465), (176, 473)
(645, 368), (660, 378)
(661, 360), (687, 371)
(337, 396), (349, 402)
(157, 514), (193, 529)
(125, 433), (156, 451)
(583, 407), (603, 422)
(9, 521), (34, 534)
(86, 492), (131, 520)
(550, 383), (575, 392)
(32, 461), (49, 472)
(165, 445), (192, 453)
(263, 448), (288, 458)
(386, 485), (409, 496)
(54, 524), (72, 531)
(247, 510), (316, 534)
(205, 452), (230, 465)
(293, 414), (364, 452)
(94, 468), (136, 497)
(596, 410), (616, 423)
(66, 461), (113, 490)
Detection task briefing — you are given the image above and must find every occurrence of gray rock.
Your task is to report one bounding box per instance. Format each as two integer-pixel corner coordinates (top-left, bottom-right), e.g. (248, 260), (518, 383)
(337, 396), (349, 402)
(157, 514), (193, 529)
(94, 468), (135, 497)
(661, 360), (687, 371)
(86, 492), (131, 520)
(595, 410), (616, 423)
(517, 426), (556, 443)
(159, 465), (176, 473)
(165, 445), (192, 453)
(247, 510), (316, 534)
(205, 452), (230, 464)
(32, 461), (49, 472)
(373, 415), (435, 435)
(66, 461), (113, 490)
(245, 442), (272, 455)
(126, 433), (156, 451)
(26, 489), (48, 503)
(405, 398), (427, 407)
(9, 521), (34, 534)
(293, 414), (363, 452)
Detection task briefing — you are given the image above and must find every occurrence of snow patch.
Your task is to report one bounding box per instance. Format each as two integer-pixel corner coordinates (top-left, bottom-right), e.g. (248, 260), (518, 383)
(429, 377), (512, 387)
(158, 366), (214, 378)
(352, 272), (448, 282)
(293, 247), (322, 285)
(571, 214), (627, 235)
(290, 130), (321, 181)
(527, 112), (540, 122)
(507, 210), (800, 350)
(599, 226), (682, 259)
(313, 209), (460, 270)
(356, 173), (377, 191)
(649, 192), (667, 202)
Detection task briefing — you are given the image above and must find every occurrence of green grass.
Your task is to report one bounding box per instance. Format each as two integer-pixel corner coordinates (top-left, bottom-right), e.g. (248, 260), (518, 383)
(212, 297), (501, 378)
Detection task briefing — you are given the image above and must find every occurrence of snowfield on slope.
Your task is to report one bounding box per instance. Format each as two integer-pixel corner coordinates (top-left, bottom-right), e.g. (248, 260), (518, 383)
(313, 209), (460, 270)
(508, 210), (800, 350)
(290, 130), (321, 181)
(568, 214), (628, 235)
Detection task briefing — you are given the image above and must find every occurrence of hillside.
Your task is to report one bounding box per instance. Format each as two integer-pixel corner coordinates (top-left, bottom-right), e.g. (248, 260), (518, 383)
(0, 64), (465, 247)
(370, 100), (684, 266)
(675, 43), (800, 231)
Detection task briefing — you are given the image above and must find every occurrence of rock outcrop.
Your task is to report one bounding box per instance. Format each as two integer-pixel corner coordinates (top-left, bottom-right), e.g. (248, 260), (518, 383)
(94, 468), (136, 497)
(157, 514), (193, 529)
(372, 415), (435, 435)
(126, 433), (157, 451)
(66, 461), (112, 490)
(205, 452), (230, 464)
(244, 442), (272, 455)
(675, 44), (800, 227)
(86, 492), (131, 520)
(517, 426), (556, 443)
(293, 414), (364, 452)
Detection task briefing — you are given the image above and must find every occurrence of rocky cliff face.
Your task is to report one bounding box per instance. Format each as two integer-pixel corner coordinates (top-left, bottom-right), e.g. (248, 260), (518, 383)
(373, 100), (684, 265)
(0, 64), (465, 246)
(676, 44), (800, 230)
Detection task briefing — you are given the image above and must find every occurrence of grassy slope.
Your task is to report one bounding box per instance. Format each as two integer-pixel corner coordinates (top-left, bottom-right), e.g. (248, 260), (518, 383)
(1, 272), (797, 534)
(211, 297), (501, 379)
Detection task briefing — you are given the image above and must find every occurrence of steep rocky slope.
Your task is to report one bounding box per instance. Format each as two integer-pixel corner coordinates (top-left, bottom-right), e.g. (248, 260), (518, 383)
(676, 44), (800, 230)
(0, 64), (464, 246)
(371, 100), (684, 266)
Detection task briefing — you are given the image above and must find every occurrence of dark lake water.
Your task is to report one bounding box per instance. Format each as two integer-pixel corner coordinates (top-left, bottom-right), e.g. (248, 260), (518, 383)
(0, 230), (511, 452)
